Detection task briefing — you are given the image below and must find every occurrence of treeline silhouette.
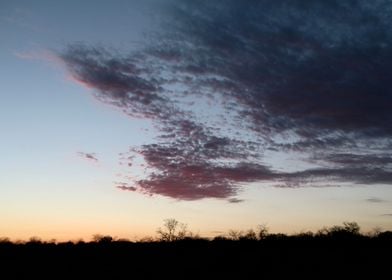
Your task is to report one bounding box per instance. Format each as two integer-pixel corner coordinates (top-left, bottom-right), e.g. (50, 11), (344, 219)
(0, 220), (391, 279)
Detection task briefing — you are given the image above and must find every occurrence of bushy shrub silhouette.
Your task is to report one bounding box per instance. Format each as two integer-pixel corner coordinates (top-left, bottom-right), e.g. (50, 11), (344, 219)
(92, 234), (114, 243)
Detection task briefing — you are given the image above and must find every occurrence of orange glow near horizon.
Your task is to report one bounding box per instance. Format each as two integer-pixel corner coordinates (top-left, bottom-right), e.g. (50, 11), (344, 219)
(2, 184), (391, 242)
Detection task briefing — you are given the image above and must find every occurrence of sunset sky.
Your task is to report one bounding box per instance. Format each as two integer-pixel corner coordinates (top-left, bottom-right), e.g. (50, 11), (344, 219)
(1, 0), (392, 241)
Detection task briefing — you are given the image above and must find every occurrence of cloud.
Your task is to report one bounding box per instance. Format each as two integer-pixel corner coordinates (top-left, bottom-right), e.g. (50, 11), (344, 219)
(228, 198), (244, 204)
(116, 183), (137, 192)
(286, 167), (392, 185)
(60, 0), (392, 200)
(78, 152), (98, 162)
(366, 197), (386, 203)
(134, 152), (275, 200)
(14, 50), (58, 62)
(156, 0), (392, 138)
(312, 154), (392, 167)
(380, 214), (392, 217)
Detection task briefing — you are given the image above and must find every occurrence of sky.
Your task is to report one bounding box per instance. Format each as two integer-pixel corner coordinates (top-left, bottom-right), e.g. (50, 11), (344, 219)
(1, 0), (392, 241)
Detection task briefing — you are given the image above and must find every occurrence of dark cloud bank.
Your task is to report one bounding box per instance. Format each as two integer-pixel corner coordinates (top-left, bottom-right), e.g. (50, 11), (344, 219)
(60, 0), (392, 201)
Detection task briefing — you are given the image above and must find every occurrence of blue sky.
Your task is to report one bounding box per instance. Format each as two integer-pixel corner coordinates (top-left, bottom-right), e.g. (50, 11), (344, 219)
(1, 0), (392, 241)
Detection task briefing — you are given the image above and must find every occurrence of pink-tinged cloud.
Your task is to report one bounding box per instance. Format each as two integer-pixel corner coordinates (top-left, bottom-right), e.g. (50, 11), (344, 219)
(14, 49), (63, 65)
(66, 74), (95, 89)
(134, 159), (274, 200)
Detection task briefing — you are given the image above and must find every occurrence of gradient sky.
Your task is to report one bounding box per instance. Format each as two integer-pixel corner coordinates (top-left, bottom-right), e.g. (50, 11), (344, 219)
(1, 0), (392, 241)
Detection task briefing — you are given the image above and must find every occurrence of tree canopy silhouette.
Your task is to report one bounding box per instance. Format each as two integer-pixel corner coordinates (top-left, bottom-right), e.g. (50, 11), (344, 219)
(156, 218), (188, 242)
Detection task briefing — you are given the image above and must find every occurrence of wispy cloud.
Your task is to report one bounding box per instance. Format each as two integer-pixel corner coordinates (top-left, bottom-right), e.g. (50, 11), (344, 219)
(366, 197), (386, 203)
(116, 183), (137, 192)
(77, 152), (98, 162)
(228, 198), (244, 204)
(60, 0), (392, 200)
(15, 49), (63, 64)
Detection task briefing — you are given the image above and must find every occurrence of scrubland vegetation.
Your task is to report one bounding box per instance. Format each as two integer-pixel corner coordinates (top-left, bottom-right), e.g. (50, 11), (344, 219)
(1, 220), (390, 278)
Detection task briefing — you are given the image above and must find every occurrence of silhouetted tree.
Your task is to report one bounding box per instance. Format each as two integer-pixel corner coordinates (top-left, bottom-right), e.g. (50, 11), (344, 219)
(0, 237), (11, 244)
(316, 227), (330, 236)
(228, 229), (243, 240)
(213, 235), (229, 242)
(257, 224), (269, 240)
(295, 231), (314, 241)
(157, 218), (188, 242)
(342, 222), (360, 234)
(138, 236), (155, 243)
(328, 222), (360, 235)
(368, 226), (382, 237)
(316, 221), (361, 239)
(239, 229), (257, 241)
(377, 231), (392, 240)
(27, 236), (42, 244)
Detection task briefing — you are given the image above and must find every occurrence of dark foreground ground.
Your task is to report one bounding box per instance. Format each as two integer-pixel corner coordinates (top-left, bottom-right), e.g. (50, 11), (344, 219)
(0, 234), (391, 279)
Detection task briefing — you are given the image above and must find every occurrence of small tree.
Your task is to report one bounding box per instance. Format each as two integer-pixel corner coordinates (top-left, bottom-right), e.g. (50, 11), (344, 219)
(321, 221), (361, 239)
(0, 237), (11, 244)
(257, 224), (269, 240)
(157, 218), (188, 242)
(228, 229), (243, 240)
(27, 236), (42, 244)
(240, 229), (257, 241)
(342, 222), (360, 234)
(368, 226), (382, 237)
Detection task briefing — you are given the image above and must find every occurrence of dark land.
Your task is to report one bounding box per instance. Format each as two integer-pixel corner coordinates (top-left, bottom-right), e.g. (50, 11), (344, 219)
(1, 225), (391, 279)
